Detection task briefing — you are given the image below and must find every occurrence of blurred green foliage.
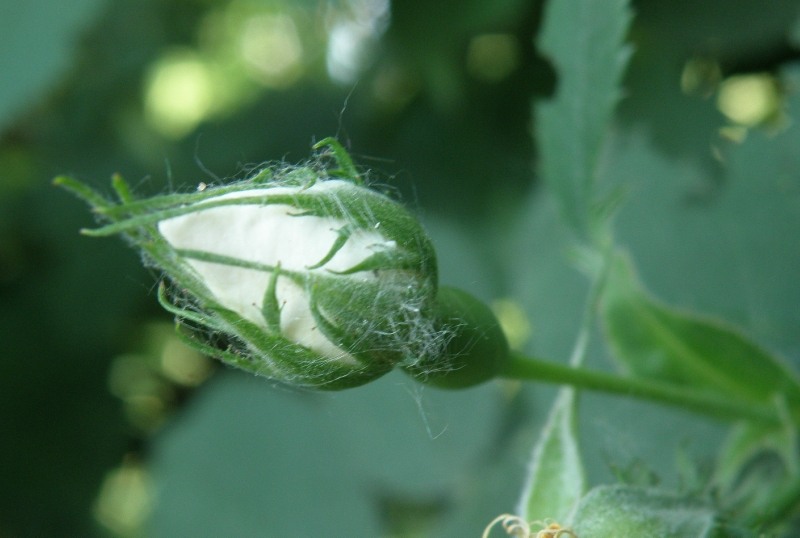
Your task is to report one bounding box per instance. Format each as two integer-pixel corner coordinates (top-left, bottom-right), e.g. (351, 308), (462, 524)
(1, 0), (799, 536)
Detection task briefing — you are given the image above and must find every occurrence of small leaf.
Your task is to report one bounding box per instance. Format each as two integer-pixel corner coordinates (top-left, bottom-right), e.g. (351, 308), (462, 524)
(713, 412), (799, 524)
(601, 251), (800, 407)
(535, 0), (633, 237)
(516, 389), (585, 523)
(313, 137), (362, 184)
(572, 485), (725, 537)
(716, 419), (798, 494)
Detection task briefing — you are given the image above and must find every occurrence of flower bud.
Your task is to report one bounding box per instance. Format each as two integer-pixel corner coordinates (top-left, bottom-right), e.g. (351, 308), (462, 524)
(56, 140), (509, 390)
(155, 177), (441, 389)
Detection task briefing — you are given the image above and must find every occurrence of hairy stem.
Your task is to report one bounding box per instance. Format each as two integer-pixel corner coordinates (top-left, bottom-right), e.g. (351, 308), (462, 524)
(502, 352), (777, 424)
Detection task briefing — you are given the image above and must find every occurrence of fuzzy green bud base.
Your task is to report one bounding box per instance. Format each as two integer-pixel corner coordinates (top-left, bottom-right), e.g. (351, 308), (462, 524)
(404, 287), (509, 389)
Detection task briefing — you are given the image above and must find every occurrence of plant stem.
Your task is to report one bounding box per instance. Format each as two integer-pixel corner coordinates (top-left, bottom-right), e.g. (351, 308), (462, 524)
(502, 352), (777, 424)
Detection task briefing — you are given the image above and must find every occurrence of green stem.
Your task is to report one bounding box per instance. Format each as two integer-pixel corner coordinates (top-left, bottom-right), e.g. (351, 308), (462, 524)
(502, 352), (777, 424)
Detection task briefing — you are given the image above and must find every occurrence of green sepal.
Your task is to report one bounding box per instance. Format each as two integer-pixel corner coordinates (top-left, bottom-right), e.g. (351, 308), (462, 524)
(174, 248), (282, 280)
(172, 321), (274, 378)
(64, 170), (436, 287)
(96, 181), (264, 219)
(249, 167), (274, 184)
(313, 137), (362, 184)
(53, 175), (113, 213)
(157, 282), (278, 377)
(161, 277), (370, 389)
(307, 273), (426, 362)
(208, 303), (385, 390)
(307, 226), (353, 269)
(261, 263), (283, 332)
(307, 290), (396, 375)
(156, 281), (223, 333)
(80, 184), (436, 287)
(111, 173), (135, 203)
(270, 186), (437, 273)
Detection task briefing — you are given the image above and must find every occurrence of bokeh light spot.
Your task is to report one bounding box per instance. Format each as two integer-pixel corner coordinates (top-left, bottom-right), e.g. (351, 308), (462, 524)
(108, 353), (172, 432)
(680, 57), (721, 97)
(325, 0), (390, 84)
(239, 14), (303, 86)
(94, 458), (153, 537)
(144, 50), (214, 138)
(717, 73), (780, 126)
(371, 63), (420, 111)
(160, 337), (213, 387)
(491, 298), (532, 350)
(466, 33), (520, 83)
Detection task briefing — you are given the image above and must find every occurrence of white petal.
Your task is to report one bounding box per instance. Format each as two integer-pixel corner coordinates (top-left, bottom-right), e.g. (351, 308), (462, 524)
(157, 180), (384, 365)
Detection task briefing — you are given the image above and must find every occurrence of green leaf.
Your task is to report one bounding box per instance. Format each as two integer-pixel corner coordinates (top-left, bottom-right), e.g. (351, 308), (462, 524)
(716, 420), (798, 494)
(515, 0), (632, 516)
(713, 416), (799, 524)
(572, 485), (726, 537)
(600, 251), (800, 407)
(534, 0), (633, 238)
(517, 389), (585, 523)
(146, 371), (511, 537)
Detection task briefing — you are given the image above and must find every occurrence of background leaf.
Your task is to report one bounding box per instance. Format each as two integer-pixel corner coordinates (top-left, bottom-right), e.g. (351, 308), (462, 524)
(509, 0), (800, 516)
(513, 0), (632, 525)
(607, 68), (800, 360)
(534, 0), (632, 237)
(146, 371), (514, 537)
(600, 250), (800, 406)
(516, 389), (585, 523)
(572, 485), (725, 537)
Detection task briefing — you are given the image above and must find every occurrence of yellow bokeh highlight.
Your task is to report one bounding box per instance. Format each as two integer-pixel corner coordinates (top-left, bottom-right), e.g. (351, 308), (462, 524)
(491, 298), (532, 350)
(144, 49), (215, 138)
(142, 5), (310, 138)
(239, 13), (303, 86)
(143, 50), (213, 137)
(94, 458), (153, 537)
(160, 337), (213, 387)
(466, 33), (520, 83)
(107, 322), (213, 433)
(108, 353), (172, 432)
(717, 73), (779, 126)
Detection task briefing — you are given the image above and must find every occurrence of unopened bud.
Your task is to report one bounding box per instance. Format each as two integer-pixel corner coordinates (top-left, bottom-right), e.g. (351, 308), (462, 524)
(155, 176), (438, 388)
(56, 140), (509, 390)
